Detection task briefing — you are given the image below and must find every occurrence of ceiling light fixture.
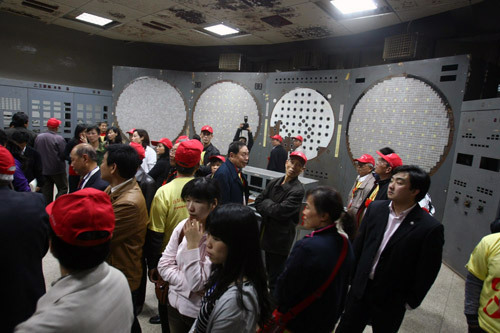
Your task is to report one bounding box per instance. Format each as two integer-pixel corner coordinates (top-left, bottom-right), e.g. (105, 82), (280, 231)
(76, 13), (113, 26)
(330, 0), (377, 15)
(204, 24), (239, 36)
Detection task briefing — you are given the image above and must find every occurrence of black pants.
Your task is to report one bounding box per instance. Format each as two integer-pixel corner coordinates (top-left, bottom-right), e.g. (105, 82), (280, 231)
(131, 288), (142, 333)
(167, 304), (195, 333)
(336, 280), (406, 333)
(159, 301), (170, 333)
(265, 251), (288, 296)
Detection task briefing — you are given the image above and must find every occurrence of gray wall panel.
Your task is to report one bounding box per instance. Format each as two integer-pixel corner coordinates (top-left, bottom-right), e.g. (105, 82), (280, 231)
(443, 98), (500, 277)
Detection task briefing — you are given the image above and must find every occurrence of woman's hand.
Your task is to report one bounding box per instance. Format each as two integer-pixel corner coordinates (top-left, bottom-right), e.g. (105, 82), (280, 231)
(80, 133), (88, 143)
(183, 218), (204, 250)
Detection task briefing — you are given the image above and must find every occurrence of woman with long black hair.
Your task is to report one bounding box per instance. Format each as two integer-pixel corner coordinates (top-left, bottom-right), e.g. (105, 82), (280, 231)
(273, 186), (356, 333)
(190, 204), (271, 333)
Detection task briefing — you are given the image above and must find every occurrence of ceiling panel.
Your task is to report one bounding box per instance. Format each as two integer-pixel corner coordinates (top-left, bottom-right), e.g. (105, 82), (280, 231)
(0, 0), (484, 46)
(76, 0), (147, 23)
(0, 0), (74, 22)
(340, 12), (401, 34)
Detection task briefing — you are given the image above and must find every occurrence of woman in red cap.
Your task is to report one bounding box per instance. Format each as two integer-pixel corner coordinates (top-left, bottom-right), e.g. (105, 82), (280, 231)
(149, 138), (173, 189)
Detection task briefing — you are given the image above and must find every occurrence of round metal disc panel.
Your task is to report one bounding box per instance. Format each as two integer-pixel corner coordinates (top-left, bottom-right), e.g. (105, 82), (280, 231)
(193, 81), (260, 152)
(115, 77), (187, 142)
(347, 76), (452, 173)
(271, 88), (335, 161)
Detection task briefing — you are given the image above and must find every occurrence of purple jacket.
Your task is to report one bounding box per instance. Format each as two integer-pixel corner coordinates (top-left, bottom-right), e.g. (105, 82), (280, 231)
(13, 159), (31, 192)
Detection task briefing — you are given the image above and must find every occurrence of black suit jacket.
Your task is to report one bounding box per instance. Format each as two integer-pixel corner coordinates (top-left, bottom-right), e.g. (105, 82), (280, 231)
(213, 159), (249, 205)
(267, 144), (288, 173)
(0, 186), (49, 331)
(83, 169), (109, 191)
(351, 200), (444, 309)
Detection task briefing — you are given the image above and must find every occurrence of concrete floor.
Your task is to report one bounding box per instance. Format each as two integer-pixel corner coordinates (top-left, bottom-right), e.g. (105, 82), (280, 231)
(41, 253), (467, 332)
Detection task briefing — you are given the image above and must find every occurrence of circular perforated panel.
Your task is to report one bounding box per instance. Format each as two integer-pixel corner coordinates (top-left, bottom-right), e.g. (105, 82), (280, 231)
(115, 77), (187, 142)
(193, 81), (260, 153)
(347, 76), (452, 173)
(271, 88), (335, 161)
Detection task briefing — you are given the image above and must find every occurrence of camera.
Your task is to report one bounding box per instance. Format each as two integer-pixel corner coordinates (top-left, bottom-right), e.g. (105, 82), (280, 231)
(242, 116), (249, 130)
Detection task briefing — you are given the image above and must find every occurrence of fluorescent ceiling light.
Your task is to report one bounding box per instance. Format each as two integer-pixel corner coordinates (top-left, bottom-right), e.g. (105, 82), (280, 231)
(204, 24), (239, 36)
(76, 13), (112, 26)
(330, 0), (377, 15)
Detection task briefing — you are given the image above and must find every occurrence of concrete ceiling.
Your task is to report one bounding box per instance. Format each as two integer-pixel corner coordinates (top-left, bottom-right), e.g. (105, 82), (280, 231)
(0, 0), (482, 46)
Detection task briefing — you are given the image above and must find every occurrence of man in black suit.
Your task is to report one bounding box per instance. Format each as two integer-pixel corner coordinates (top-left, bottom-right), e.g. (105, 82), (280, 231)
(336, 165), (444, 333)
(70, 143), (109, 191)
(267, 134), (288, 173)
(0, 145), (49, 331)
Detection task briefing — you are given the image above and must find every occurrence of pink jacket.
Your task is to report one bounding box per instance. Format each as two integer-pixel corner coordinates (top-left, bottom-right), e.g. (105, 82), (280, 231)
(157, 218), (212, 318)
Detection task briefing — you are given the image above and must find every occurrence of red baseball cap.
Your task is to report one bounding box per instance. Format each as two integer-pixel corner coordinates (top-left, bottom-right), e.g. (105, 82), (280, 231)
(354, 154), (375, 166)
(175, 139), (203, 168)
(47, 118), (61, 128)
(175, 135), (189, 144)
(270, 134), (283, 143)
(46, 188), (115, 247)
(290, 151), (307, 165)
(126, 128), (136, 134)
(209, 155), (226, 163)
(201, 125), (213, 134)
(0, 146), (16, 181)
(130, 142), (145, 160)
(152, 138), (173, 149)
(376, 151), (403, 168)
(292, 135), (303, 142)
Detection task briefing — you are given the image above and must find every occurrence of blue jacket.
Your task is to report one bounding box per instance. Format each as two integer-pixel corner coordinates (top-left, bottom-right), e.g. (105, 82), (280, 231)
(213, 159), (248, 205)
(275, 225), (354, 333)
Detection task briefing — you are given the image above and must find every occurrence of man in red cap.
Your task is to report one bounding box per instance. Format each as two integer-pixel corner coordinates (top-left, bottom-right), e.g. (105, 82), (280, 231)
(267, 134), (288, 173)
(146, 139), (203, 329)
(207, 155), (225, 178)
(369, 147), (403, 201)
(126, 128), (136, 142)
(198, 125), (220, 176)
(100, 144), (148, 332)
(291, 135), (305, 153)
(15, 188), (134, 332)
(34, 117), (68, 204)
(255, 151), (307, 295)
(347, 153), (377, 226)
(0, 145), (49, 332)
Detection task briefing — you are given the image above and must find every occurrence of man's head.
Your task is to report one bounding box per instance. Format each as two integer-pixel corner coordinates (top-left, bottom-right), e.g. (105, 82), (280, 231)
(98, 122), (107, 134)
(86, 125), (101, 145)
(238, 136), (247, 144)
(47, 188), (115, 271)
(209, 155), (226, 175)
(270, 134), (282, 147)
(200, 125), (214, 147)
(388, 165), (430, 205)
(227, 141), (249, 169)
(354, 154), (375, 177)
(285, 151), (306, 179)
(47, 118), (61, 131)
(0, 145), (15, 186)
(375, 151), (402, 180)
(12, 112), (29, 128)
(70, 143), (98, 176)
(126, 128), (136, 141)
(100, 144), (141, 183)
(292, 135), (303, 149)
(11, 131), (29, 151)
(175, 139), (203, 175)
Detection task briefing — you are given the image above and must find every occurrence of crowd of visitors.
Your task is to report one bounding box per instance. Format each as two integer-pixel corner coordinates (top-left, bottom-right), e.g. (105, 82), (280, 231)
(1, 112), (466, 333)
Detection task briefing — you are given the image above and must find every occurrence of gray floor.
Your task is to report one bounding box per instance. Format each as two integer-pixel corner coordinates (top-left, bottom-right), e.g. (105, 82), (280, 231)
(42, 253), (467, 332)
